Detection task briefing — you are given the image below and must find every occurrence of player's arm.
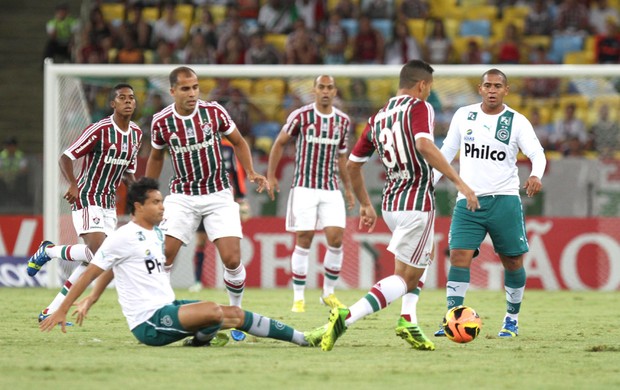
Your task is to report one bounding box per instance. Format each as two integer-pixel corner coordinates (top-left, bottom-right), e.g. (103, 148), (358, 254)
(72, 269), (114, 326)
(39, 263), (105, 333)
(226, 128), (269, 193)
(145, 147), (166, 179)
(431, 118), (461, 185)
(59, 154), (79, 204)
(338, 153), (355, 210)
(122, 172), (136, 186)
(518, 121), (547, 198)
(346, 159), (376, 232)
(416, 137), (480, 211)
(266, 130), (291, 200)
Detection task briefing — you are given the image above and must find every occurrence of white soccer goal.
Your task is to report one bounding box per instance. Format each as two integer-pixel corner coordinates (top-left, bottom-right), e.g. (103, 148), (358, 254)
(43, 60), (620, 288)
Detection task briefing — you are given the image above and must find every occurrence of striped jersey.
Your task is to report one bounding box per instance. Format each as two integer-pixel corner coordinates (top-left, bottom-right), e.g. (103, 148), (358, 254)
(349, 95), (435, 212)
(64, 115), (142, 210)
(283, 103), (350, 190)
(440, 103), (545, 200)
(151, 100), (236, 195)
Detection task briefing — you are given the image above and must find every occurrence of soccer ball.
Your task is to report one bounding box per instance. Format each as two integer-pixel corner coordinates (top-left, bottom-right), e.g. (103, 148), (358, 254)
(442, 305), (482, 343)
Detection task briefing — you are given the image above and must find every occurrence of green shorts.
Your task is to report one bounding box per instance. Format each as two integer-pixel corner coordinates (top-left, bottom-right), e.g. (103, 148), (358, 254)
(449, 195), (528, 257)
(131, 299), (198, 346)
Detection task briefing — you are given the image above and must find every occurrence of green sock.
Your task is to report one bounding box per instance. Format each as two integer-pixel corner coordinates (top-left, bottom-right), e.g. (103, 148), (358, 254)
(504, 267), (526, 315)
(447, 266), (470, 309)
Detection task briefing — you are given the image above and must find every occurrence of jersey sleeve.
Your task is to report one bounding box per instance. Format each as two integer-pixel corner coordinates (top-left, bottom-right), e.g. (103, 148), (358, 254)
(126, 127), (142, 174)
(214, 102), (238, 136)
(349, 123), (375, 162)
(150, 118), (167, 150)
(64, 124), (100, 160)
(410, 101), (435, 142)
(90, 231), (124, 271)
(338, 116), (350, 154)
(516, 115), (544, 158)
(282, 109), (301, 137)
(516, 114), (547, 178)
(441, 108), (464, 160)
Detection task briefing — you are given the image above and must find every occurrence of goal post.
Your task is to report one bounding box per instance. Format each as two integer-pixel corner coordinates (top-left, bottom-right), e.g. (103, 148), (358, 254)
(43, 61), (620, 288)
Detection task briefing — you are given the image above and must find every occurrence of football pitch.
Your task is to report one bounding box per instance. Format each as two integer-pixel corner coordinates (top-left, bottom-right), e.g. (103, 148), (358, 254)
(2, 287), (619, 390)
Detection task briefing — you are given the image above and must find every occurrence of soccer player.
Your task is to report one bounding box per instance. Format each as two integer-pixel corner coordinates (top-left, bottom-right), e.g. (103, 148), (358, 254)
(145, 66), (268, 308)
(320, 60), (479, 351)
(433, 68), (546, 338)
(267, 75), (354, 313)
(27, 84), (142, 324)
(39, 177), (325, 348)
(190, 137), (249, 293)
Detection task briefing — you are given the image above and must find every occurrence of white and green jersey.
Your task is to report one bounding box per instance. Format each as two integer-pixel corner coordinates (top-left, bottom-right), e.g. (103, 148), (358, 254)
(438, 103), (545, 200)
(91, 221), (174, 331)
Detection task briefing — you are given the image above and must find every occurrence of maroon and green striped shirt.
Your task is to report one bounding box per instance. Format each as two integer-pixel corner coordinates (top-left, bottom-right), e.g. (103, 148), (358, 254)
(151, 100), (236, 195)
(349, 95), (436, 212)
(283, 103), (350, 190)
(65, 115), (142, 210)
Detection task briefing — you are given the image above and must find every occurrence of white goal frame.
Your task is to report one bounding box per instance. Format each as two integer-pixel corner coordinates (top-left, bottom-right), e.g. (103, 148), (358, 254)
(43, 60), (620, 287)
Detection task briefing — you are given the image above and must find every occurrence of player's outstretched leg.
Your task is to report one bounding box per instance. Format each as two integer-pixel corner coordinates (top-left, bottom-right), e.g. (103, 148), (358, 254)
(303, 324), (328, 347)
(320, 307), (349, 351)
(27, 241), (53, 276)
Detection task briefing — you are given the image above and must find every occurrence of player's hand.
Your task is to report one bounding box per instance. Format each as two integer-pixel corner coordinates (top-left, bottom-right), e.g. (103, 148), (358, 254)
(358, 204), (377, 232)
(63, 184), (79, 204)
(73, 296), (95, 326)
(456, 182), (480, 212)
(249, 172), (269, 194)
(344, 188), (355, 210)
(523, 176), (542, 198)
(39, 311), (69, 333)
(267, 177), (280, 201)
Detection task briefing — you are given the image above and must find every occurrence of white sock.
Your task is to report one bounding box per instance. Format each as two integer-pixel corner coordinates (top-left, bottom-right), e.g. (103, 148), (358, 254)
(224, 263), (246, 307)
(43, 263), (88, 314)
(291, 245), (309, 301)
(346, 275), (407, 327)
(322, 245), (343, 297)
(46, 244), (93, 262)
(400, 267), (427, 324)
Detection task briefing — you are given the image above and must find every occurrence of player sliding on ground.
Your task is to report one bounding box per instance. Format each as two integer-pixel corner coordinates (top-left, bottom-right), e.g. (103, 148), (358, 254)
(40, 177), (326, 348)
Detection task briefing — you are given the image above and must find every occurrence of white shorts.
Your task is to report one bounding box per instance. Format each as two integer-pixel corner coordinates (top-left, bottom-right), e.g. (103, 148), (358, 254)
(383, 210), (435, 268)
(285, 187), (346, 232)
(159, 189), (242, 245)
(71, 206), (117, 237)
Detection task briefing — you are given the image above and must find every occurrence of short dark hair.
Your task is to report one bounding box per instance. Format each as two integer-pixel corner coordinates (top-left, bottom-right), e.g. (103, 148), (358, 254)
(481, 68), (508, 85)
(399, 60), (434, 89)
(127, 177), (159, 215)
(169, 66), (197, 88)
(110, 83), (134, 101)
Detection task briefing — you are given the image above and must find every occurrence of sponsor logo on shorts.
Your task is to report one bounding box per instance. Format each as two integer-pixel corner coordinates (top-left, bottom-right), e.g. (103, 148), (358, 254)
(161, 315), (173, 327)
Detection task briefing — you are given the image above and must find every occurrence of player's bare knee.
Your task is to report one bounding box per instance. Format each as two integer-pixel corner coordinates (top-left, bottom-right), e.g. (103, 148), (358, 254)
(203, 302), (223, 323)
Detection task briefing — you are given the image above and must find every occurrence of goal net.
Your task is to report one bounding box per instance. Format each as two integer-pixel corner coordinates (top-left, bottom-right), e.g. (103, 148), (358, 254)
(44, 61), (620, 289)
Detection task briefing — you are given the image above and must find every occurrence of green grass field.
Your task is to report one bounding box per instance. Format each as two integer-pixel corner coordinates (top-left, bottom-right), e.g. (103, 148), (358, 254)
(1, 287), (619, 390)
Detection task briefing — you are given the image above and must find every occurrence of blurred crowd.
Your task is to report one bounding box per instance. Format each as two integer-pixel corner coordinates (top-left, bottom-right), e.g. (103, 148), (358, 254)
(42, 0), (620, 158)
